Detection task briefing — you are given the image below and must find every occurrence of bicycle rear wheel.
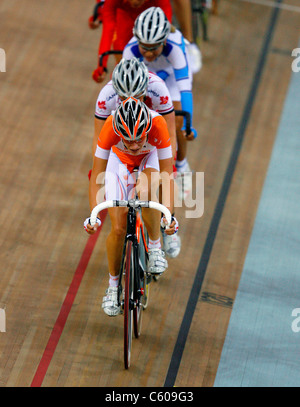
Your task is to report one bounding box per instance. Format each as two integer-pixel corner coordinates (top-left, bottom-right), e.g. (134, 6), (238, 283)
(123, 240), (133, 369)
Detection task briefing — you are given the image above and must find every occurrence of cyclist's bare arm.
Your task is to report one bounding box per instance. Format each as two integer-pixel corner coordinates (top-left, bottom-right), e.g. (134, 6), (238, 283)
(93, 117), (106, 156)
(163, 111), (177, 164)
(87, 156), (108, 234)
(158, 157), (177, 234)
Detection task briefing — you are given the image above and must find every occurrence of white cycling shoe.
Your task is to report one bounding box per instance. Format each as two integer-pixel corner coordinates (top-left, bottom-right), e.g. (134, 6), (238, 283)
(102, 286), (121, 317)
(162, 229), (181, 259)
(147, 248), (168, 275)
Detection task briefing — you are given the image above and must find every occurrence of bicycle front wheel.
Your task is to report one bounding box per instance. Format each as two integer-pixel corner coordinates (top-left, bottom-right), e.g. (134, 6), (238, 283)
(123, 240), (133, 369)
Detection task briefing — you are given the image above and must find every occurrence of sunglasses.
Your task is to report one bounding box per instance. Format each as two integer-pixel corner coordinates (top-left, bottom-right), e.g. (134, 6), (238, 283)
(138, 42), (163, 52)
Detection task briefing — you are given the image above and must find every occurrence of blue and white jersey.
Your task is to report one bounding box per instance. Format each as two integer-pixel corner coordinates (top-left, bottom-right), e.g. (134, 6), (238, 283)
(123, 29), (194, 131)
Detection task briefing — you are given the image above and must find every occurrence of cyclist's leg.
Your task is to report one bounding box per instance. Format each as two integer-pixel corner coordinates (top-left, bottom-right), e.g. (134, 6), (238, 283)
(136, 152), (168, 274)
(172, 0), (193, 43)
(106, 206), (128, 277)
(172, 100), (192, 178)
(137, 167), (161, 242)
(113, 9), (135, 65)
(102, 152), (134, 316)
(105, 152), (134, 278)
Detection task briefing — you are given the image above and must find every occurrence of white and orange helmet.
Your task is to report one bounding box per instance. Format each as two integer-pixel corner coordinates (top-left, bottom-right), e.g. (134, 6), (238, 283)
(112, 97), (152, 141)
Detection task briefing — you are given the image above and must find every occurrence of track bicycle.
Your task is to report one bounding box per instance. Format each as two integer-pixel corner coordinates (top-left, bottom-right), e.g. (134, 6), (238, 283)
(90, 197), (172, 369)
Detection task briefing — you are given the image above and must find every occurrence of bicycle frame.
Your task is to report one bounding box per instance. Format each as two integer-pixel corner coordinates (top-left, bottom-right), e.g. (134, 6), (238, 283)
(117, 204), (144, 312)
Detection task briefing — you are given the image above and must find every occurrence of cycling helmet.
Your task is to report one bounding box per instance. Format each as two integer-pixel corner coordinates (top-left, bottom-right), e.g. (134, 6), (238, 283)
(112, 58), (149, 98)
(112, 97), (152, 141)
(133, 7), (170, 44)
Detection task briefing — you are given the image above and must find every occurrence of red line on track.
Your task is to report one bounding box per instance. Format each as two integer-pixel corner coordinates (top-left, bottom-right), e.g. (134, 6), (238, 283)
(31, 211), (107, 387)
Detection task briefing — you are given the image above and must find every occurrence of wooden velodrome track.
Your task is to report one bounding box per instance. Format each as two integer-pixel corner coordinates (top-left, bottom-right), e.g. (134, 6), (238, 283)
(0, 0), (299, 388)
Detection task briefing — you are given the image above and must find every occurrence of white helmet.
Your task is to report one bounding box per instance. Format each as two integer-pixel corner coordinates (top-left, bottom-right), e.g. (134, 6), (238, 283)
(112, 58), (149, 98)
(133, 7), (170, 44)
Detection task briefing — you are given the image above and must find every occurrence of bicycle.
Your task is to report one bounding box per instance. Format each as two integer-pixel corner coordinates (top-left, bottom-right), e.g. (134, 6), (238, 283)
(90, 197), (172, 369)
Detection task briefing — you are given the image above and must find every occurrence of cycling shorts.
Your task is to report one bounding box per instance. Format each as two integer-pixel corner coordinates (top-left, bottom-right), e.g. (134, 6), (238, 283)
(105, 149), (159, 201)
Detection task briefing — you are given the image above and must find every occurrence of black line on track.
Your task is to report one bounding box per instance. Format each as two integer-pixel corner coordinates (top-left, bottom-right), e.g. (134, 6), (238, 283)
(164, 0), (283, 387)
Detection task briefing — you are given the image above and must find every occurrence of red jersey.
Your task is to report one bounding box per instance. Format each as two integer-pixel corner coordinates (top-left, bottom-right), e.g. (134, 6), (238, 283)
(98, 0), (172, 68)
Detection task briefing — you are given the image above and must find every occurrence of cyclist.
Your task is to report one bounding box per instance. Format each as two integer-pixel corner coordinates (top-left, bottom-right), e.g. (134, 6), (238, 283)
(123, 6), (197, 199)
(93, 57), (181, 259)
(84, 98), (179, 316)
(90, 0), (173, 83)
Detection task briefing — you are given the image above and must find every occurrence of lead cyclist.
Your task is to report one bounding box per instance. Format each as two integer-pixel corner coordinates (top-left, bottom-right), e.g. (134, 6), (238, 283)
(84, 98), (179, 316)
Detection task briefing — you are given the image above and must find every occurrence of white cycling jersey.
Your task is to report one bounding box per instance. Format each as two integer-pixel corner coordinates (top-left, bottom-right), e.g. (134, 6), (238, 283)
(95, 71), (174, 120)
